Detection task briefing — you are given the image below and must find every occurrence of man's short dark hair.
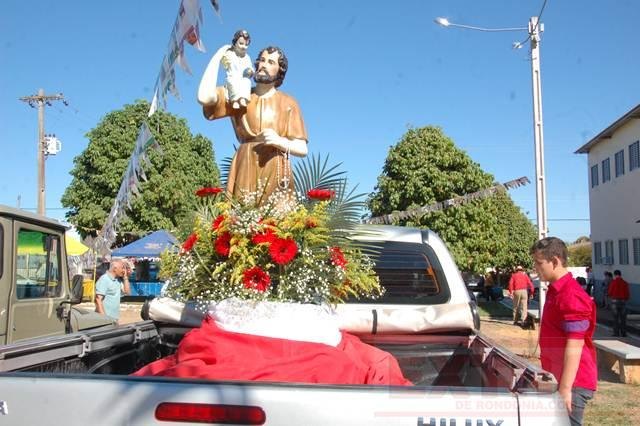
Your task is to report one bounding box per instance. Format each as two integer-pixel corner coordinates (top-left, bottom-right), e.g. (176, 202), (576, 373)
(530, 237), (568, 266)
(614, 269), (622, 276)
(254, 46), (288, 88)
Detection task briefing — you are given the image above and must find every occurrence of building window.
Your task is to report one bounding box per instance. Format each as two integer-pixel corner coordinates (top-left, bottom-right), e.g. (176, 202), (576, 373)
(605, 240), (614, 265)
(630, 141), (640, 171)
(590, 164), (599, 187)
(633, 238), (640, 266)
(594, 242), (602, 265)
(619, 239), (629, 265)
(615, 150), (625, 177)
(601, 158), (611, 183)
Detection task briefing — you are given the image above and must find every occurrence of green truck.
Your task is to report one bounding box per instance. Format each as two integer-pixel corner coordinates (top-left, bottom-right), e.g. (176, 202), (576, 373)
(0, 205), (114, 345)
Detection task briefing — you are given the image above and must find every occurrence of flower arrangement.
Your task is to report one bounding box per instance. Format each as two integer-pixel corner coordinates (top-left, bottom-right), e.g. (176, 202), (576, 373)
(160, 156), (382, 308)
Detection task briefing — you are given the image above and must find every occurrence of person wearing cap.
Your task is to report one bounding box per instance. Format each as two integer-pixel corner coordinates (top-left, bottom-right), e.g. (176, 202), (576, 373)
(508, 265), (534, 325)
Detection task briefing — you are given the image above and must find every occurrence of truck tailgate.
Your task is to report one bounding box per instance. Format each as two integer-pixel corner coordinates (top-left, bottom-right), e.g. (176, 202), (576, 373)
(0, 374), (568, 425)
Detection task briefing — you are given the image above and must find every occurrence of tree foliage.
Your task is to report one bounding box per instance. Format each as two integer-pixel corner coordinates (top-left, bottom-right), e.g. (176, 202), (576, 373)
(368, 126), (537, 274)
(62, 100), (220, 243)
(568, 243), (592, 267)
(573, 236), (590, 244)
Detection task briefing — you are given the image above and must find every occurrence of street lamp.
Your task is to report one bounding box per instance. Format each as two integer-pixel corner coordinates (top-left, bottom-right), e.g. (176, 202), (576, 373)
(435, 16), (549, 313)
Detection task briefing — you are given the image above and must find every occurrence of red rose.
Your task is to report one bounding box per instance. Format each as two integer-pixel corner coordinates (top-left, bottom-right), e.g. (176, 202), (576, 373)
(212, 215), (225, 231)
(181, 233), (198, 253)
(214, 232), (232, 257)
(329, 246), (347, 269)
(252, 229), (276, 245)
(243, 266), (271, 292)
(307, 188), (335, 201)
(195, 187), (224, 197)
(269, 237), (298, 265)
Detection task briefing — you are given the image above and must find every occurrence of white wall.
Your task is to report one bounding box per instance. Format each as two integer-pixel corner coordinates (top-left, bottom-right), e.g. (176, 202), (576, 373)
(587, 118), (640, 307)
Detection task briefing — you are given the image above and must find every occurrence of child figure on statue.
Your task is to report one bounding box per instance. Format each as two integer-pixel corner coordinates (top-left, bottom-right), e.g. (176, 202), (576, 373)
(221, 29), (254, 109)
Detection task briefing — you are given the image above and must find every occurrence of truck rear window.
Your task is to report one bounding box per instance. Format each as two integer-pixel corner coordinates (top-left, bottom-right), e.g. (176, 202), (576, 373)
(352, 241), (451, 305)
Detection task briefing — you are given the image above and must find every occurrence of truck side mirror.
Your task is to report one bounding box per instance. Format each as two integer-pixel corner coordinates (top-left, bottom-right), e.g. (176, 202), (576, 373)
(70, 274), (84, 304)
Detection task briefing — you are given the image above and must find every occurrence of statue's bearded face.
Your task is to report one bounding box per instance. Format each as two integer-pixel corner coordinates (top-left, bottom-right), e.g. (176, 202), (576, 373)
(254, 50), (280, 84)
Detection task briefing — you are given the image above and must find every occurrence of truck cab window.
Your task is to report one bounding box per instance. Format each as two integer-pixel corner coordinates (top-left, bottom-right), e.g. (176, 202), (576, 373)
(351, 241), (451, 305)
(16, 229), (62, 299)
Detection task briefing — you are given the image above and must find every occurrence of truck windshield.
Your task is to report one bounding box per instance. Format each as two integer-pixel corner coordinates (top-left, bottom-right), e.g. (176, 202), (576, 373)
(16, 229), (62, 299)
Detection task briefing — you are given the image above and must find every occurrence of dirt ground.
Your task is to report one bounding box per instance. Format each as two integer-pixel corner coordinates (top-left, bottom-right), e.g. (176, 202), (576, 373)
(118, 303), (144, 324)
(479, 318), (542, 364)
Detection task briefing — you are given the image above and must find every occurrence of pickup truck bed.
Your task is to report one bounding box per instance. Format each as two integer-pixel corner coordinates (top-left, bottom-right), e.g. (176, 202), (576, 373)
(0, 321), (565, 425)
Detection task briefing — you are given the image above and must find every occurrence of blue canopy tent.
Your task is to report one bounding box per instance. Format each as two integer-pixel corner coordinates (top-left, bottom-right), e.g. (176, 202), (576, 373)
(111, 230), (178, 296)
(111, 230), (178, 258)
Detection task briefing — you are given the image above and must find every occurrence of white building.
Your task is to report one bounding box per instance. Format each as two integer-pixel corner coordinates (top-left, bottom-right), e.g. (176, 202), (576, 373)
(575, 104), (640, 309)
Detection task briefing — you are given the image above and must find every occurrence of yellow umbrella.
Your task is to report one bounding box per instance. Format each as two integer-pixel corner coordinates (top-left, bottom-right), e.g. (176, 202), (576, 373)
(65, 233), (90, 256)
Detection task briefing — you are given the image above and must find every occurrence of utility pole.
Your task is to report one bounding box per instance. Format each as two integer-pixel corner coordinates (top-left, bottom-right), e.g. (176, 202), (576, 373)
(19, 89), (65, 216)
(528, 17), (549, 318)
(529, 16), (548, 242)
(434, 14), (550, 319)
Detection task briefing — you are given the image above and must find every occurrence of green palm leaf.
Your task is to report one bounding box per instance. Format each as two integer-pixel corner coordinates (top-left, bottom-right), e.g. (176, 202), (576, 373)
(293, 153), (382, 253)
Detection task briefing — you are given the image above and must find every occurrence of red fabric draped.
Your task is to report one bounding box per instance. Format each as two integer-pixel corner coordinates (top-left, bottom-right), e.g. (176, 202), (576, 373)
(132, 316), (412, 386)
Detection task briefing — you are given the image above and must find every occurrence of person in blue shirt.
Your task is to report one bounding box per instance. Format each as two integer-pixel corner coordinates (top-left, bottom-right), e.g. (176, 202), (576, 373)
(95, 259), (131, 322)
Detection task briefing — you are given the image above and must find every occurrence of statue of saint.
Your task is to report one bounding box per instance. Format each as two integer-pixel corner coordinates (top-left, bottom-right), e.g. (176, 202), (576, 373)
(198, 44), (308, 199)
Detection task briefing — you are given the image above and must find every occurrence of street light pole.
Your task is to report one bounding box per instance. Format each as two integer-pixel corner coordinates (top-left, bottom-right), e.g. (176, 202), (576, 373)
(527, 16), (549, 315)
(529, 16), (548, 241)
(435, 15), (549, 315)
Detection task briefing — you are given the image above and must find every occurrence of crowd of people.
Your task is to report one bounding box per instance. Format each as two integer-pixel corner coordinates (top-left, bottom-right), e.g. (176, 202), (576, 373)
(477, 261), (631, 339)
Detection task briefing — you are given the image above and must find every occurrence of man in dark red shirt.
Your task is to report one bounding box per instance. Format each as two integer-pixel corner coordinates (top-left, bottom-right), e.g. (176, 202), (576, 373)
(507, 265), (534, 325)
(531, 237), (597, 426)
(607, 270), (630, 337)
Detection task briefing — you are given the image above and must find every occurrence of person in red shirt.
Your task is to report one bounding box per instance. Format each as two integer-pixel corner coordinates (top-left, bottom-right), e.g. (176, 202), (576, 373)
(531, 237), (597, 426)
(507, 265), (534, 325)
(607, 270), (630, 337)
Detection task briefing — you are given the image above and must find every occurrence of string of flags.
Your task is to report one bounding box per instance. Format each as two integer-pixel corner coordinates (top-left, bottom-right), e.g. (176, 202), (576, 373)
(95, 0), (221, 256)
(95, 123), (160, 255)
(150, 0), (207, 116)
(365, 176), (531, 225)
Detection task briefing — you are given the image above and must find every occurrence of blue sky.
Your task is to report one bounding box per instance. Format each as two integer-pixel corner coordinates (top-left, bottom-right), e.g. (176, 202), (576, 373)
(1, 0), (639, 243)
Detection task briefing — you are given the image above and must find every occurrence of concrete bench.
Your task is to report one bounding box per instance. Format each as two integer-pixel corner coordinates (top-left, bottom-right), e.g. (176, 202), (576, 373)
(594, 339), (640, 384)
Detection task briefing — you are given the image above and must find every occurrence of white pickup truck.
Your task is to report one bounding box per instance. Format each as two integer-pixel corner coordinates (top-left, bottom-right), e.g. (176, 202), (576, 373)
(0, 224), (569, 425)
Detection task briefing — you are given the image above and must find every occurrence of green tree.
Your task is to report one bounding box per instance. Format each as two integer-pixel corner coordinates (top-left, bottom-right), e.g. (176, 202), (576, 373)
(62, 100), (220, 243)
(368, 126), (536, 274)
(568, 243), (592, 267)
